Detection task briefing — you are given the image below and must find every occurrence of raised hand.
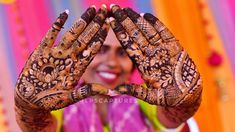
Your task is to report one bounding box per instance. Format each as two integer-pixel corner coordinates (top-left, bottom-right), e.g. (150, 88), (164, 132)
(110, 5), (202, 124)
(15, 5), (109, 113)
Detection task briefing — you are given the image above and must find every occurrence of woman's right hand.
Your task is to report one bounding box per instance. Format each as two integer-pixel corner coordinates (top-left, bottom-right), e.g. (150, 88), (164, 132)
(15, 5), (109, 113)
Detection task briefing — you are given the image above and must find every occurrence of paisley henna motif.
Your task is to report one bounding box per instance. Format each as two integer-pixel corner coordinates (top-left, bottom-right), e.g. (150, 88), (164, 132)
(15, 6), (109, 131)
(110, 5), (202, 124)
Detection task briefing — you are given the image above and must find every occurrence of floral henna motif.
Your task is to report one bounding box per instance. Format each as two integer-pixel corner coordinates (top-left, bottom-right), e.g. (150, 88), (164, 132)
(17, 56), (74, 99)
(15, 5), (109, 112)
(110, 5), (202, 123)
(15, 6), (110, 131)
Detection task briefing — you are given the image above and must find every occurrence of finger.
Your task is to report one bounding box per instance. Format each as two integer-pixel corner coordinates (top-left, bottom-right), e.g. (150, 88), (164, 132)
(70, 83), (108, 103)
(109, 17), (145, 67)
(56, 6), (96, 50)
(39, 10), (68, 49)
(123, 8), (162, 46)
(143, 13), (183, 57)
(143, 13), (176, 42)
(73, 4), (108, 53)
(76, 20), (109, 73)
(115, 84), (161, 105)
(110, 5), (150, 54)
(116, 79), (202, 106)
(31, 83), (108, 111)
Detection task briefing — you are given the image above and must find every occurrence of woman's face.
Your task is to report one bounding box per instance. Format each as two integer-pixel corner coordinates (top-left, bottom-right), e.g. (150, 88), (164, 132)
(82, 28), (133, 89)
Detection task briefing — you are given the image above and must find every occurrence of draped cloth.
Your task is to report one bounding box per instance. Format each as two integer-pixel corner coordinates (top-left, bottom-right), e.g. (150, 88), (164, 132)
(63, 95), (154, 132)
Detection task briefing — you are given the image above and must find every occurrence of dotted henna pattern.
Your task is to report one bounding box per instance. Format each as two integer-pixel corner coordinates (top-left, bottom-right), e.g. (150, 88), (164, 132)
(15, 5), (109, 112)
(111, 5), (202, 124)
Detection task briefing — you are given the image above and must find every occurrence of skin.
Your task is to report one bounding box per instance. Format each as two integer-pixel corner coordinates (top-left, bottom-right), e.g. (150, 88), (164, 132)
(82, 28), (133, 125)
(14, 6), (110, 131)
(14, 5), (202, 131)
(82, 28), (133, 89)
(110, 5), (202, 128)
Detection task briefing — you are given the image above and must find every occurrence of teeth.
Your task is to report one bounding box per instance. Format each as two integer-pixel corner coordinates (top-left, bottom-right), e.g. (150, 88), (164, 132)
(98, 72), (117, 79)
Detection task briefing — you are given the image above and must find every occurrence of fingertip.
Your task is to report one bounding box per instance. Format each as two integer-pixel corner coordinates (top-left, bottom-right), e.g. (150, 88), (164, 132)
(101, 4), (107, 9)
(91, 5), (96, 9)
(140, 13), (145, 17)
(108, 89), (119, 97)
(109, 17), (115, 22)
(110, 4), (116, 9)
(65, 9), (69, 15)
(105, 18), (110, 24)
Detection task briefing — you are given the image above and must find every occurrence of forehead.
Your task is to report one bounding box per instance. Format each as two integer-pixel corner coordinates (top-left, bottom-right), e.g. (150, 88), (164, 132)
(103, 28), (121, 47)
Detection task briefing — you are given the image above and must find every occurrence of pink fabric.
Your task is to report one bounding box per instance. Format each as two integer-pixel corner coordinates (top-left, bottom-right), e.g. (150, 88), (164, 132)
(63, 95), (154, 132)
(63, 70), (149, 132)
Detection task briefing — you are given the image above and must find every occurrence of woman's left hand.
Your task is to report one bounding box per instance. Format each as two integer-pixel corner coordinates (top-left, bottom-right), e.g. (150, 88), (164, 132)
(109, 5), (202, 124)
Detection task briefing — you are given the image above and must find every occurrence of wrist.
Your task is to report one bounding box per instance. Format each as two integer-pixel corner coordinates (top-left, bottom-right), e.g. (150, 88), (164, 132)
(14, 92), (54, 131)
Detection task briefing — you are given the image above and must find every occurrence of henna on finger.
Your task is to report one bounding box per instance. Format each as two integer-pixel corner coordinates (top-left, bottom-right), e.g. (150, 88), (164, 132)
(75, 20), (109, 74)
(143, 13), (175, 42)
(73, 4), (108, 53)
(115, 82), (202, 123)
(123, 8), (162, 46)
(111, 5), (150, 54)
(112, 7), (203, 125)
(70, 83), (108, 103)
(57, 6), (96, 50)
(110, 17), (147, 73)
(39, 10), (68, 49)
(109, 16), (165, 80)
(15, 7), (110, 131)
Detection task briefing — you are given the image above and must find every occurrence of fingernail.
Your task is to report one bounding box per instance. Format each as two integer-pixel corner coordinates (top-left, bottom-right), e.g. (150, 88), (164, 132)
(108, 89), (119, 97)
(65, 9), (69, 14)
(105, 18), (110, 23)
(91, 5), (96, 9)
(110, 4), (116, 9)
(140, 13), (145, 17)
(101, 4), (107, 9)
(109, 17), (115, 22)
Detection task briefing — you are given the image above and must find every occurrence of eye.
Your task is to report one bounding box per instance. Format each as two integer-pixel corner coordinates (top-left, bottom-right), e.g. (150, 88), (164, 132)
(117, 47), (128, 57)
(98, 45), (109, 54)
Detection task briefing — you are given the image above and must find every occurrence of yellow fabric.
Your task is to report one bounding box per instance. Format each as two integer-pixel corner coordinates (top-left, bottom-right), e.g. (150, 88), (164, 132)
(138, 100), (161, 131)
(103, 124), (110, 132)
(51, 109), (64, 132)
(138, 100), (185, 132)
(0, 0), (15, 4)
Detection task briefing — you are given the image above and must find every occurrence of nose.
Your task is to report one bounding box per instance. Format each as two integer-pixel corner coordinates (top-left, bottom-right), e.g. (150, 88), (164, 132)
(105, 51), (119, 68)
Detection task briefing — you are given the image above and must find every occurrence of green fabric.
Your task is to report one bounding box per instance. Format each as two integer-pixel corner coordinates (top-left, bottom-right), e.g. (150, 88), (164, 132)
(52, 102), (163, 132)
(103, 124), (110, 132)
(139, 99), (168, 132)
(52, 99), (180, 132)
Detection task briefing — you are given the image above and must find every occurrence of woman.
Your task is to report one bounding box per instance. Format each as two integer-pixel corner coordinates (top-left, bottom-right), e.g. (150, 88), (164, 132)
(14, 4), (202, 132)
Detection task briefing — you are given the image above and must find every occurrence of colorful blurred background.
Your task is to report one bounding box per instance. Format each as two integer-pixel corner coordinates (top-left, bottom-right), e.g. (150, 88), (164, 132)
(0, 0), (235, 131)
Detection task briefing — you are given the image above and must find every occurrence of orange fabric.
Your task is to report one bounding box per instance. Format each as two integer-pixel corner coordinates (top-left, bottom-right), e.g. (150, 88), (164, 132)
(0, 103), (8, 132)
(200, 0), (235, 131)
(151, 0), (223, 131)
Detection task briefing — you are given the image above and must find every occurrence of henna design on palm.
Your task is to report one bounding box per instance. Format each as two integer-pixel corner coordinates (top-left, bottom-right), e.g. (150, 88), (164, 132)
(110, 5), (202, 123)
(15, 6), (109, 112)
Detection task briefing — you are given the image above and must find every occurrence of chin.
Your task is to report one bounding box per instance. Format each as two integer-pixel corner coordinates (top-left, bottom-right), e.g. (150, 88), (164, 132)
(102, 83), (117, 90)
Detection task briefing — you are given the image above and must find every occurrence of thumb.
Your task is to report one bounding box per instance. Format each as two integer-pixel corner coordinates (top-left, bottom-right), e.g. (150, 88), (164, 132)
(34, 83), (108, 111)
(69, 83), (109, 103)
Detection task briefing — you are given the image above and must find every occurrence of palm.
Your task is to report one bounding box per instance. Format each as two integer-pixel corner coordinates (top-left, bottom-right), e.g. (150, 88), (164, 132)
(15, 6), (109, 111)
(110, 5), (202, 108)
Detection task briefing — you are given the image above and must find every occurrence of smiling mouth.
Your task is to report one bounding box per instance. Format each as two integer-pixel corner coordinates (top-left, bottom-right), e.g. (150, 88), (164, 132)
(97, 71), (119, 83)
